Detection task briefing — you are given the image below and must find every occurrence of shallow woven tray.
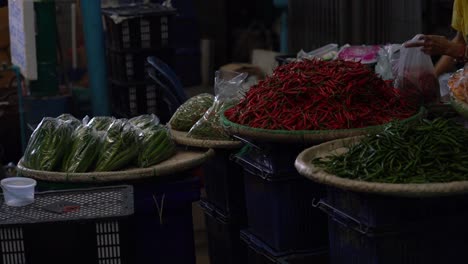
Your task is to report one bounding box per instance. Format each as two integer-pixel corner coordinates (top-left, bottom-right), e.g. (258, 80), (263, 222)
(17, 149), (215, 183)
(170, 129), (243, 149)
(221, 107), (425, 144)
(295, 136), (468, 197)
(450, 96), (468, 119)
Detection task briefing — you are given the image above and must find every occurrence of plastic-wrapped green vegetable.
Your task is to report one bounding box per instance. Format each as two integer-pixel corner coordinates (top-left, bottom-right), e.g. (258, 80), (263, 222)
(187, 99), (235, 140)
(138, 125), (176, 168)
(129, 114), (160, 130)
(188, 71), (247, 140)
(57, 114), (82, 129)
(87, 116), (116, 131)
(22, 117), (73, 171)
(61, 125), (102, 173)
(95, 119), (141, 172)
(169, 93), (214, 131)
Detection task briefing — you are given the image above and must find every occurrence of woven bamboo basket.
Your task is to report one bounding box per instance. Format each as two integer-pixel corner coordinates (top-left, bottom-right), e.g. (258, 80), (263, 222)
(221, 107), (425, 144)
(17, 149), (215, 183)
(170, 129), (243, 149)
(295, 136), (468, 197)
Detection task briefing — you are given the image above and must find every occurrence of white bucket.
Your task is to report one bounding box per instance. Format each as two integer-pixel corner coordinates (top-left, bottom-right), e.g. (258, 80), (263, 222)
(0, 177), (37, 207)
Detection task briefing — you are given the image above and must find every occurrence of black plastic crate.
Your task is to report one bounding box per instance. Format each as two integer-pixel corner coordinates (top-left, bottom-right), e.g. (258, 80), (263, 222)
(202, 149), (247, 223)
(200, 200), (246, 264)
(325, 202), (468, 264)
(35, 175), (201, 264)
(235, 141), (312, 178)
(234, 152), (328, 252)
(103, 3), (176, 50)
(0, 186), (134, 264)
(241, 230), (329, 264)
(107, 48), (175, 82)
(324, 186), (468, 229)
(110, 79), (178, 122)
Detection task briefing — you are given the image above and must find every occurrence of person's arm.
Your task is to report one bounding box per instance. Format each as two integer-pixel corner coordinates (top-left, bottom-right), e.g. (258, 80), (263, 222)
(434, 32), (466, 77)
(404, 32), (466, 77)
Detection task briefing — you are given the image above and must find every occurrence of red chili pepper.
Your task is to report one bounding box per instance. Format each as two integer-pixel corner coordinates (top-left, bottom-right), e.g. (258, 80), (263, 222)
(224, 59), (417, 131)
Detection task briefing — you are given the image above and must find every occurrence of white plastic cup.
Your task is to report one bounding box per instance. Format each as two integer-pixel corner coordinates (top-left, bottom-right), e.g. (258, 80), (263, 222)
(1, 177), (37, 207)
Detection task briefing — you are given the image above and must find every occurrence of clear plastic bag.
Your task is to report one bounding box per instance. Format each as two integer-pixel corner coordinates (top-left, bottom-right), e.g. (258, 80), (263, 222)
(129, 114), (160, 130)
(449, 67), (468, 103)
(138, 125), (176, 168)
(384, 44), (402, 78)
(187, 71), (248, 140)
(169, 93), (214, 131)
(95, 119), (141, 171)
(395, 35), (440, 105)
(61, 125), (103, 173)
(22, 117), (74, 171)
(87, 116), (116, 131)
(57, 114), (82, 129)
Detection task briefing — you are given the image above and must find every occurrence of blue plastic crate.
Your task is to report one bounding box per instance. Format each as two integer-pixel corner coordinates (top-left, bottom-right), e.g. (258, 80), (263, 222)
(241, 230), (329, 264)
(200, 200), (247, 264)
(235, 152), (328, 252)
(202, 149), (247, 224)
(326, 205), (468, 264)
(323, 186), (468, 229)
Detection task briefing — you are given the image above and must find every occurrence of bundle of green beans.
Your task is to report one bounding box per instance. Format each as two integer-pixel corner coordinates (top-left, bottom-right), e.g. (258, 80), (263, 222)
(57, 114), (82, 129)
(313, 118), (468, 183)
(61, 125), (102, 173)
(138, 125), (176, 168)
(87, 116), (115, 131)
(169, 93), (214, 131)
(129, 114), (160, 130)
(95, 119), (141, 172)
(23, 118), (74, 171)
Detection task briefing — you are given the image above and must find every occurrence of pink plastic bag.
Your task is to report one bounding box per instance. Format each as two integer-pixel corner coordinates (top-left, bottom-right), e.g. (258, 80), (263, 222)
(395, 35), (440, 106)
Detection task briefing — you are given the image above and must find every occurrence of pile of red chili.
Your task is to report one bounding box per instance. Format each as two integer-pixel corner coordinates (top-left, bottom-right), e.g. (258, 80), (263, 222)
(225, 59), (417, 130)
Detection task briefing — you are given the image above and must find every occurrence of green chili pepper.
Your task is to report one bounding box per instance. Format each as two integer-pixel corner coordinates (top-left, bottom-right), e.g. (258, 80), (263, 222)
(313, 118), (468, 183)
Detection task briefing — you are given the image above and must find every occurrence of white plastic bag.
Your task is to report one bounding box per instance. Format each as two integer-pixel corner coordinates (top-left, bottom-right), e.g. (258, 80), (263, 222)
(297, 44), (338, 61)
(375, 48), (393, 80)
(395, 35), (439, 105)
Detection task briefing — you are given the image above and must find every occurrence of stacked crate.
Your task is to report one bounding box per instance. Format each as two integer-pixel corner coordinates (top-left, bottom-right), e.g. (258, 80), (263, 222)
(234, 142), (330, 263)
(200, 150), (248, 264)
(102, 4), (176, 121)
(318, 187), (468, 264)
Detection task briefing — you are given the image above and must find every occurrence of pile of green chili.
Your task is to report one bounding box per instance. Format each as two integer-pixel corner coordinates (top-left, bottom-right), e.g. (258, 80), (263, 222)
(313, 118), (468, 183)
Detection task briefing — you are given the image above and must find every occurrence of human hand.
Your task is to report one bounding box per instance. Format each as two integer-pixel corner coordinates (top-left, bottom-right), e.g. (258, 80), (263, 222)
(404, 34), (462, 57)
